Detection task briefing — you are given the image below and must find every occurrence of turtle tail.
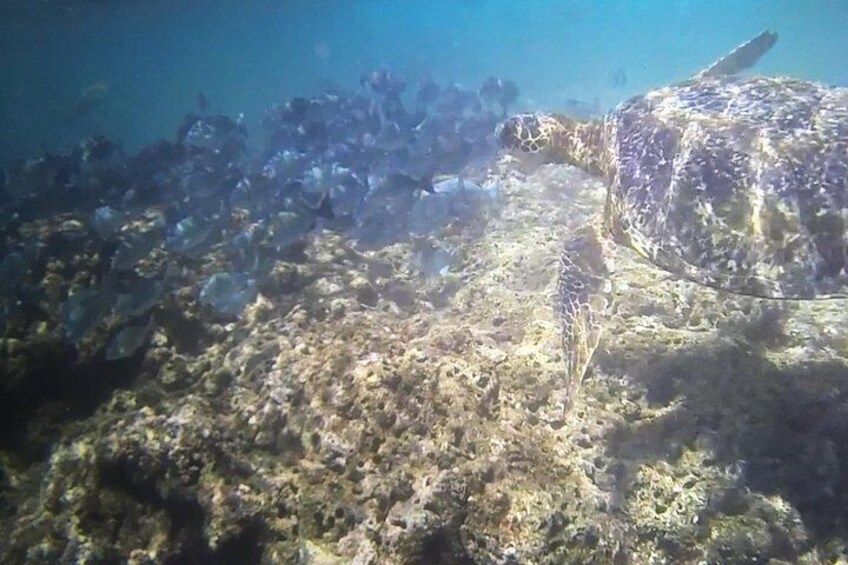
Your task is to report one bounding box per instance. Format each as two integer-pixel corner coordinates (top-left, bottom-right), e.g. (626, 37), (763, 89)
(557, 224), (613, 408)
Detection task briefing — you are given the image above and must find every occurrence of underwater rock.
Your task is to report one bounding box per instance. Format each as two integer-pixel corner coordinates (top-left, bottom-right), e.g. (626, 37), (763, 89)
(0, 69), (541, 564)
(6, 147), (847, 564)
(199, 272), (257, 317)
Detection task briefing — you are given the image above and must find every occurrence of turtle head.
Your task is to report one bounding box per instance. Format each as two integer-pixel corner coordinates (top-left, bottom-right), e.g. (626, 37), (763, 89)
(497, 113), (560, 153)
(499, 112), (610, 177)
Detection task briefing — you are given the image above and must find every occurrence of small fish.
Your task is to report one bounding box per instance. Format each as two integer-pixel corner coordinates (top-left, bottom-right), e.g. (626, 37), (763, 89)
(315, 195), (335, 220)
(266, 192), (335, 249)
(196, 89), (209, 112)
(266, 209), (316, 248)
(79, 135), (119, 165)
(200, 273), (257, 317)
(370, 172), (435, 198)
(111, 229), (163, 271)
(113, 277), (165, 319)
(91, 205), (125, 239)
(412, 242), (456, 277)
(364, 120), (408, 153)
(62, 287), (115, 343)
(360, 69), (406, 97)
(56, 81), (110, 125)
(381, 92), (407, 122)
(437, 84), (481, 119)
(610, 68), (627, 88)
(105, 316), (156, 361)
(415, 77), (440, 111)
(327, 170), (369, 217)
(355, 172), (436, 242)
(166, 215), (216, 256)
(479, 77), (519, 114)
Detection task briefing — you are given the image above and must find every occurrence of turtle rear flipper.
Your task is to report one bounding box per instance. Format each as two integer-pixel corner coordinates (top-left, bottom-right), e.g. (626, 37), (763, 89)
(557, 225), (613, 406)
(694, 30), (778, 79)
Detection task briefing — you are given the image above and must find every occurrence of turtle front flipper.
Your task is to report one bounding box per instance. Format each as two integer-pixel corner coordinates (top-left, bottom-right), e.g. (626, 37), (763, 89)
(557, 223), (614, 407)
(694, 30), (778, 79)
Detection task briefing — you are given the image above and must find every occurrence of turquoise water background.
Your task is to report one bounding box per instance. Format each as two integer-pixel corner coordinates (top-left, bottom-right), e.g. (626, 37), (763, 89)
(1, 0), (846, 164)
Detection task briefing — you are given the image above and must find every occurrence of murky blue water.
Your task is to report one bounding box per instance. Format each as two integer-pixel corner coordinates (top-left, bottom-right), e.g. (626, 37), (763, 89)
(1, 0), (846, 163)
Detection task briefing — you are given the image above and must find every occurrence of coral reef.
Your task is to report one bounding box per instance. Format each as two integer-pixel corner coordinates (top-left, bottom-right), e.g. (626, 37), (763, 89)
(2, 160), (848, 563)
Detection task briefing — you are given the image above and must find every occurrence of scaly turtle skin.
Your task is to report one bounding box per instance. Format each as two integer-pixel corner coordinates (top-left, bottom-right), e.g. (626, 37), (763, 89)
(498, 31), (848, 404)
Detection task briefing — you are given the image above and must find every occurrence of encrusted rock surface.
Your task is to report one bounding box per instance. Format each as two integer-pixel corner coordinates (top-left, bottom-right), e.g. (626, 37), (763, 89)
(2, 160), (848, 563)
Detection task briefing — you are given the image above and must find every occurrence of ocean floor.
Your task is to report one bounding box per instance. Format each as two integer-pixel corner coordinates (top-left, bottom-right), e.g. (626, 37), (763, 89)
(3, 159), (848, 564)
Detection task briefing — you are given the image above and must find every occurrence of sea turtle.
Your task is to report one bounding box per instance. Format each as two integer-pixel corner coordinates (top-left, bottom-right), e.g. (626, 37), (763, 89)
(497, 31), (848, 403)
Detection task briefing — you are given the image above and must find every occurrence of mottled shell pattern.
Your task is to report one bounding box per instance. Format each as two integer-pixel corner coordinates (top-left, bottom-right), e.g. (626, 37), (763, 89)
(607, 76), (848, 298)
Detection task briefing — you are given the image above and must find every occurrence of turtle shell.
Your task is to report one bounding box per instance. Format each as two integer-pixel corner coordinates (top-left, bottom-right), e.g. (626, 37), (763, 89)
(606, 75), (848, 298)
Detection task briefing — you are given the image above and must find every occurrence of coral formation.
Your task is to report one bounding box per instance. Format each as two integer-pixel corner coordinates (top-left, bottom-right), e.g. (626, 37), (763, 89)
(1, 159), (848, 563)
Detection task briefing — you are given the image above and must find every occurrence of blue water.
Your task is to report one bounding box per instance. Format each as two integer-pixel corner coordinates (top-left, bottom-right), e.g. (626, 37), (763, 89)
(1, 0), (846, 164)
